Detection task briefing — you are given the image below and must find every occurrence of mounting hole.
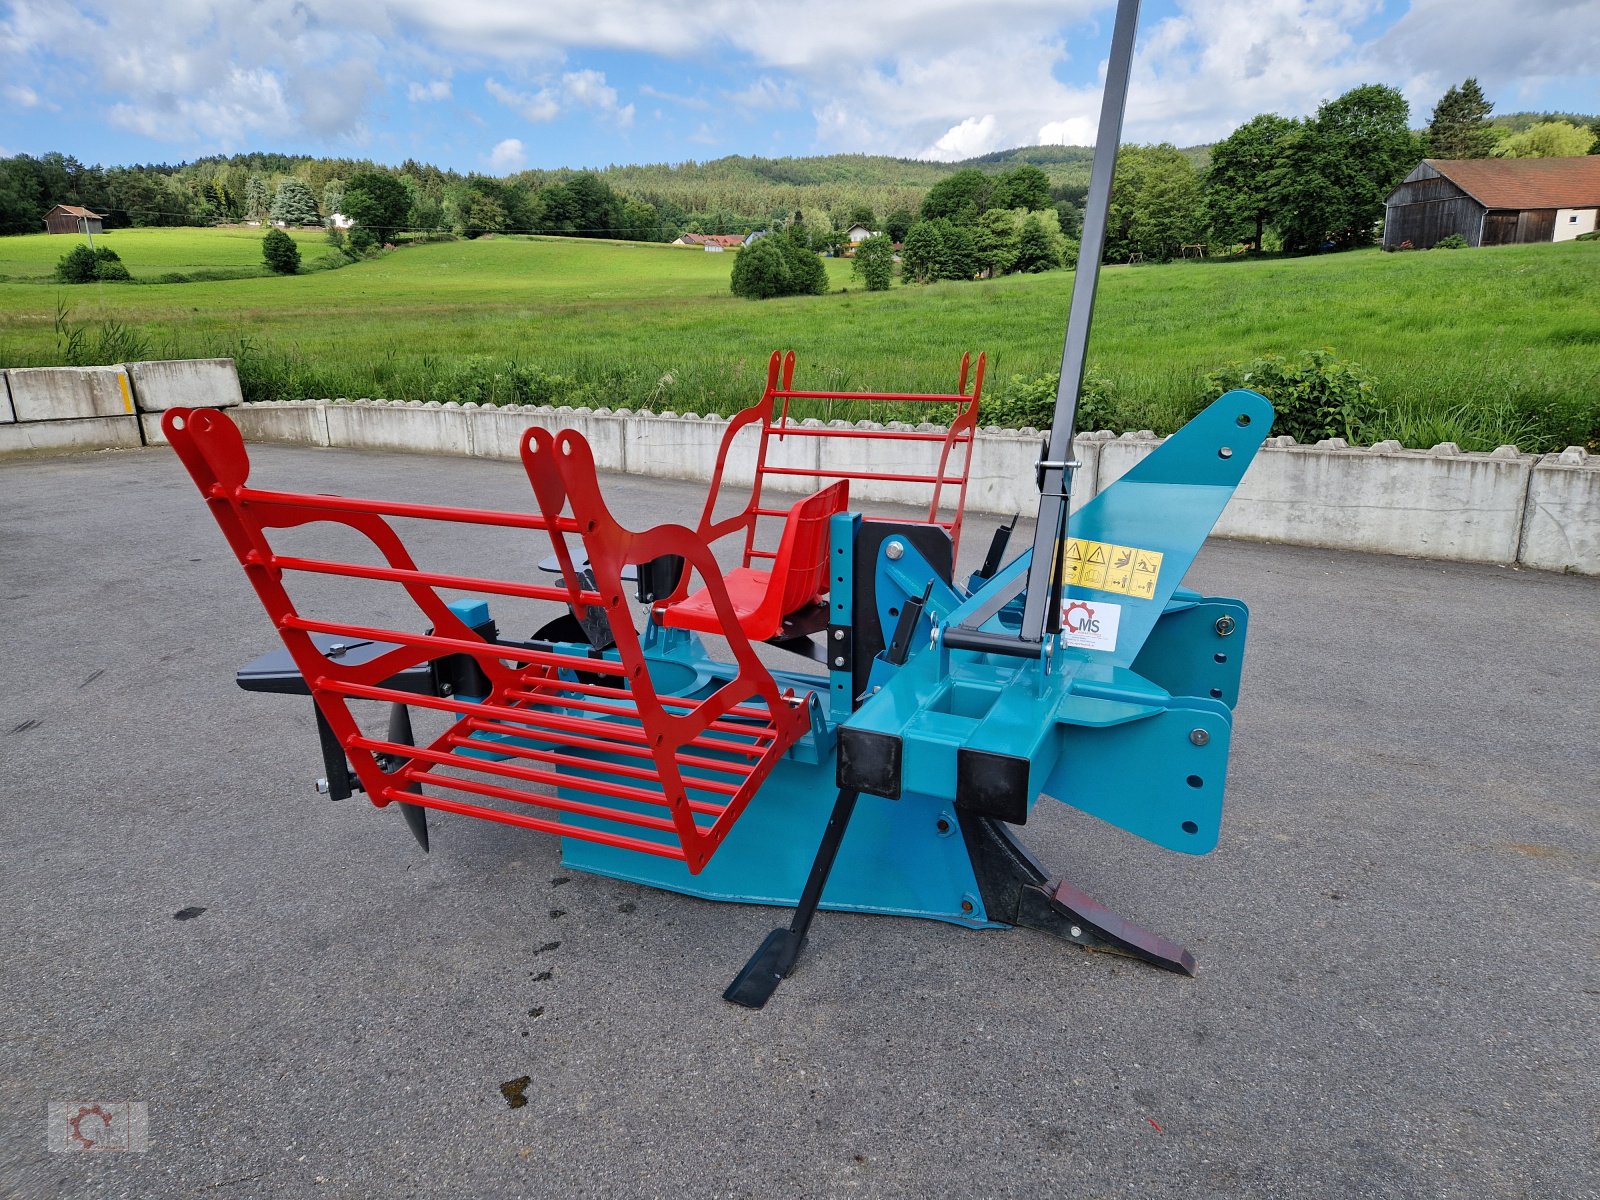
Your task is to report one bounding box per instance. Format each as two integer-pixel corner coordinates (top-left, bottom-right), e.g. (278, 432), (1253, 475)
(171, 414), (186, 430)
(561, 442), (572, 456)
(1182, 820), (1199, 835)
(1214, 652), (1227, 663)
(1186, 774), (1204, 789)
(960, 898), (974, 914)
(1218, 446), (1234, 459)
(935, 817), (950, 834)
(1209, 687), (1223, 699)
(888, 607), (899, 617)
(1235, 413), (1251, 427)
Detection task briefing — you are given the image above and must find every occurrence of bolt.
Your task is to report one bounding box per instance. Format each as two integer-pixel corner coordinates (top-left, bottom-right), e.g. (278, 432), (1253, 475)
(314, 777), (331, 794)
(885, 540), (904, 560)
(1069, 925), (1083, 939)
(833, 656), (845, 667)
(960, 899), (974, 914)
(833, 629), (844, 641)
(1214, 615), (1236, 636)
(1189, 728), (1210, 746)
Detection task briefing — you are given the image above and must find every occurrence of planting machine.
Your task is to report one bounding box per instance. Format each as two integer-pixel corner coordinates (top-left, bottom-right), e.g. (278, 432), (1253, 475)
(167, 0), (1274, 1006)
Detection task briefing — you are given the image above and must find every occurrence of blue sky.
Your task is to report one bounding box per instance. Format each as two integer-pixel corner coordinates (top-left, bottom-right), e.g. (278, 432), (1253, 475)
(2, 1), (1596, 172)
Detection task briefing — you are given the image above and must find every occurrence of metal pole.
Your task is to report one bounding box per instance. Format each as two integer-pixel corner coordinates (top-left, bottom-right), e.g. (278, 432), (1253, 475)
(1017, 0), (1142, 643)
(80, 214), (95, 251)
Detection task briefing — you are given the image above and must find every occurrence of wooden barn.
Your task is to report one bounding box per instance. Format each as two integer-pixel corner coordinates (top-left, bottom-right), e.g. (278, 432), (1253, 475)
(1383, 158), (1600, 250)
(43, 204), (106, 235)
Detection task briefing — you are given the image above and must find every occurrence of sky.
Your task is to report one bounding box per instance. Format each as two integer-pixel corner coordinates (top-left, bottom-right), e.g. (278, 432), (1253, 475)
(2, 0), (1596, 172)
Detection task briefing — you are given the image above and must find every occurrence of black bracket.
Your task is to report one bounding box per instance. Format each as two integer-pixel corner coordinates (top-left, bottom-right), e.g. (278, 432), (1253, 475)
(959, 811), (1196, 975)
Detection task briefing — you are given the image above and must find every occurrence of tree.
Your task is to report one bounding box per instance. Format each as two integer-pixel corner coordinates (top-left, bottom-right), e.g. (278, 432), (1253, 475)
(847, 204), (875, 229)
(1493, 121), (1596, 158)
(920, 168), (991, 222)
(620, 198), (660, 241)
(851, 233), (895, 290)
(244, 175), (269, 221)
(777, 235), (828, 294)
(1590, 118), (1600, 154)
(884, 208), (915, 243)
(269, 179), (319, 226)
(1426, 78), (1496, 159)
(321, 179), (345, 219)
(262, 228), (300, 274)
(1013, 215), (1062, 273)
(991, 165), (1051, 211)
(1206, 113), (1298, 248)
(900, 221), (942, 283)
(1275, 84), (1419, 251)
(1107, 144), (1206, 261)
(974, 208), (1021, 277)
(342, 171), (410, 239)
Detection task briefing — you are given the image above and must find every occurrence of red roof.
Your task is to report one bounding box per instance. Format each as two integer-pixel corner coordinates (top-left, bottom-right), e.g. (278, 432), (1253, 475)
(1424, 157), (1600, 210)
(46, 204), (105, 219)
(677, 232), (746, 247)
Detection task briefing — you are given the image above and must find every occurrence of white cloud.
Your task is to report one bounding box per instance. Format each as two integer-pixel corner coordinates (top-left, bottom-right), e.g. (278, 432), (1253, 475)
(486, 77), (561, 122)
(407, 78), (452, 101)
(488, 137), (527, 171)
(1038, 116), (1095, 145)
(4, 83), (41, 107)
(726, 76), (799, 112)
(486, 69), (632, 127)
(922, 114), (1001, 160)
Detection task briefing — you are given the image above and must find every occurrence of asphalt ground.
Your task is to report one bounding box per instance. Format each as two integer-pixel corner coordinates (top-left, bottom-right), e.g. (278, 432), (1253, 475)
(1, 443), (1595, 1200)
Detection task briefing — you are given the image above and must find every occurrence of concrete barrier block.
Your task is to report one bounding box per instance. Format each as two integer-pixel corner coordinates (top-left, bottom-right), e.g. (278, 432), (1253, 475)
(0, 415), (142, 457)
(126, 358), (242, 412)
(323, 401), (471, 458)
(7, 365), (134, 422)
(232, 401), (330, 447)
(1215, 444), (1534, 562)
(1, 372), (14, 423)
(1519, 449), (1600, 575)
(468, 405), (626, 469)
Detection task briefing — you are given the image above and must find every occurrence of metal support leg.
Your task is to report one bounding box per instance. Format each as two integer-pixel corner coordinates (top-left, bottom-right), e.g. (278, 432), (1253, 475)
(723, 788), (861, 1008)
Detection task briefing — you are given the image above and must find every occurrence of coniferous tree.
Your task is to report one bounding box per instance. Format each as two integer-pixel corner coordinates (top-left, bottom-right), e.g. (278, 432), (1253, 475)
(1426, 78), (1497, 159)
(269, 178), (319, 225)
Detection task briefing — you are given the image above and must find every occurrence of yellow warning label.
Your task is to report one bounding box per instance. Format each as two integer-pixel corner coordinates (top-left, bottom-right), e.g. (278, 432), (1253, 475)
(1058, 537), (1163, 600)
(117, 372), (134, 414)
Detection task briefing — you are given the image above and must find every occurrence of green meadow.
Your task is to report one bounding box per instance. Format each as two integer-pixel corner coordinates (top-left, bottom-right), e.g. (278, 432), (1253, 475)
(1, 228), (1595, 451)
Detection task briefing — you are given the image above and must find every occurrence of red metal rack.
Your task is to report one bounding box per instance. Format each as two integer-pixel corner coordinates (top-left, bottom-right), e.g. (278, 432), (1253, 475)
(165, 408), (814, 873)
(694, 349), (984, 565)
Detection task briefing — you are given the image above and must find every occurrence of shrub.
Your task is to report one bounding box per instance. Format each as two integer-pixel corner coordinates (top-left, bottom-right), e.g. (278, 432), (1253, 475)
(262, 228), (300, 274)
(1576, 230), (1600, 242)
(347, 225), (377, 255)
(55, 245), (127, 284)
(1203, 348), (1377, 443)
(1434, 233), (1468, 249)
(982, 369), (1117, 431)
(731, 236), (825, 299)
(851, 234), (894, 291)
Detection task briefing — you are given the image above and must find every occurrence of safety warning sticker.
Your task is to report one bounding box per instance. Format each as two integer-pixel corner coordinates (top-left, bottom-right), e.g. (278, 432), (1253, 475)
(1060, 598), (1121, 653)
(1058, 538), (1163, 600)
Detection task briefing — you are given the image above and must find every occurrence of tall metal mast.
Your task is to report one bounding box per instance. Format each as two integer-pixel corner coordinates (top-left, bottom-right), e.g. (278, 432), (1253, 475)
(1017, 0), (1142, 643)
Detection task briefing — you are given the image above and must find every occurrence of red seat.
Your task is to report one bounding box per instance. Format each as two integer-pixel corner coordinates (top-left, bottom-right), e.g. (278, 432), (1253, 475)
(660, 480), (848, 641)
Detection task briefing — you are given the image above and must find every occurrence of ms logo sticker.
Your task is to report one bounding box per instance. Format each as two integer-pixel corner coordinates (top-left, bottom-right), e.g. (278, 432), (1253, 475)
(1060, 599), (1121, 653)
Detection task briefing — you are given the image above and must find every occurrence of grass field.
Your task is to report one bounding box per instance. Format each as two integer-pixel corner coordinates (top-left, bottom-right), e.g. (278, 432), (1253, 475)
(1, 228), (1595, 451)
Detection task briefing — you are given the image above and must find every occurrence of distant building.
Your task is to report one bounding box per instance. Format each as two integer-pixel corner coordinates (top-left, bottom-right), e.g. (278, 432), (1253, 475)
(843, 223), (876, 243)
(671, 233), (746, 249)
(1383, 157), (1600, 249)
(327, 211), (355, 230)
(742, 230), (769, 247)
(43, 205), (105, 235)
